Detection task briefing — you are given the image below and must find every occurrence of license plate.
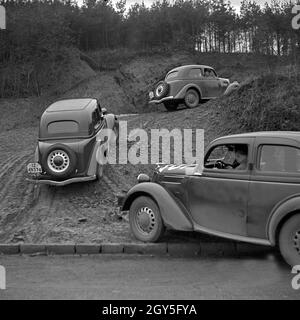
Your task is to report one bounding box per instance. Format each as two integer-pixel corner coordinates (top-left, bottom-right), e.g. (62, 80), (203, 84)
(149, 91), (154, 99)
(27, 163), (42, 174)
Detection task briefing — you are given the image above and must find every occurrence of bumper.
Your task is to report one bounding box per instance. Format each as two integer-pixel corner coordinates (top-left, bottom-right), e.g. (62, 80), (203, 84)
(26, 175), (97, 186)
(149, 96), (174, 104)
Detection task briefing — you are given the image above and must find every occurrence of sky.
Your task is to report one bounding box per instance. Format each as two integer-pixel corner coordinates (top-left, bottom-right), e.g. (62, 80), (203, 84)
(76, 0), (274, 13)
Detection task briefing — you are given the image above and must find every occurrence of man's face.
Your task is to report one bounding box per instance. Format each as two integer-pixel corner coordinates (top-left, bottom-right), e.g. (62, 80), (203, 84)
(225, 147), (235, 163)
(235, 151), (247, 163)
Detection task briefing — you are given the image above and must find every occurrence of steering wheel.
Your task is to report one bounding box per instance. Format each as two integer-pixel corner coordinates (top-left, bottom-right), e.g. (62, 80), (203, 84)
(214, 160), (234, 169)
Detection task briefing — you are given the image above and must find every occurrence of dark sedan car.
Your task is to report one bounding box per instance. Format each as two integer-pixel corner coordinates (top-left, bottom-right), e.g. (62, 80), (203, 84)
(149, 65), (230, 111)
(27, 98), (118, 186)
(120, 131), (300, 266)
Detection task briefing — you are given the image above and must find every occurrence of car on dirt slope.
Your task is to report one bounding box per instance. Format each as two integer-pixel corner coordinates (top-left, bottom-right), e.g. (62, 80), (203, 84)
(120, 131), (300, 266)
(27, 98), (118, 186)
(149, 65), (230, 111)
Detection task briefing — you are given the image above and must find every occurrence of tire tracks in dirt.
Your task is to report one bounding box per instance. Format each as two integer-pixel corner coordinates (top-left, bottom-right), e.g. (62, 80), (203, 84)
(30, 185), (58, 242)
(0, 151), (34, 241)
(0, 153), (27, 180)
(0, 152), (32, 206)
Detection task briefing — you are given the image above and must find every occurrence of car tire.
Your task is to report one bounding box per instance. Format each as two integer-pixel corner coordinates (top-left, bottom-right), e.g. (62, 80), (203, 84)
(163, 101), (178, 112)
(129, 196), (165, 242)
(279, 214), (300, 266)
(184, 89), (200, 108)
(154, 81), (169, 100)
(42, 144), (77, 179)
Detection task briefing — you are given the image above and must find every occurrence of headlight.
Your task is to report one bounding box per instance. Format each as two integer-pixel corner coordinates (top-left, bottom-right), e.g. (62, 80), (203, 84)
(137, 174), (150, 183)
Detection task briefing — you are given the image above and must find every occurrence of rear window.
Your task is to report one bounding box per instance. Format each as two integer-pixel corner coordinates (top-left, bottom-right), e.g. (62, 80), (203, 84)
(48, 121), (79, 135)
(166, 71), (178, 80)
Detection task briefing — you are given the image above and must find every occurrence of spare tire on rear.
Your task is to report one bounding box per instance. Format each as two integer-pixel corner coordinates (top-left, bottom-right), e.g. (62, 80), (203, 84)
(154, 81), (169, 99)
(42, 144), (77, 179)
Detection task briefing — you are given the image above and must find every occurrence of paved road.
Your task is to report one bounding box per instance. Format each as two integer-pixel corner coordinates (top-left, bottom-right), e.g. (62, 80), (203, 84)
(0, 254), (299, 299)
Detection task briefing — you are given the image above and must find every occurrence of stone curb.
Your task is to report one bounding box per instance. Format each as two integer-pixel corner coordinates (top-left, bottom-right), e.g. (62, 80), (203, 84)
(0, 242), (274, 257)
(0, 244), (20, 254)
(46, 244), (76, 255)
(20, 244), (46, 255)
(76, 244), (101, 255)
(124, 243), (167, 255)
(101, 243), (124, 254)
(167, 243), (201, 256)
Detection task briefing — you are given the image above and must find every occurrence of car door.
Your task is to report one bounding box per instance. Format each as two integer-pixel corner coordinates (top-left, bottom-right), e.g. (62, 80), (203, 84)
(185, 138), (255, 236)
(201, 68), (221, 98)
(247, 137), (300, 239)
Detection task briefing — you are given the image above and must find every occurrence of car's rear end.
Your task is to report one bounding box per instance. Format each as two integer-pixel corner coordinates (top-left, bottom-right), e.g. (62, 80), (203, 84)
(148, 68), (182, 104)
(34, 136), (97, 183)
(27, 99), (100, 186)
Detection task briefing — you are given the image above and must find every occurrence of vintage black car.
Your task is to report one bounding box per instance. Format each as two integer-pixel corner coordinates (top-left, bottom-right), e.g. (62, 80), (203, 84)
(121, 132), (300, 266)
(27, 98), (118, 186)
(149, 65), (230, 111)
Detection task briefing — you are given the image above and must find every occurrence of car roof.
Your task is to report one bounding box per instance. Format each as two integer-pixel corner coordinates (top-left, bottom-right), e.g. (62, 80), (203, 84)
(46, 98), (95, 112)
(215, 131), (300, 141)
(168, 65), (213, 73)
(39, 98), (99, 139)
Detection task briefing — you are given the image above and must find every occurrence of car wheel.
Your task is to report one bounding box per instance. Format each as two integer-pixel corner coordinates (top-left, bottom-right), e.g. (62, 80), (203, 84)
(184, 89), (200, 108)
(163, 101), (178, 112)
(154, 81), (169, 100)
(129, 196), (165, 242)
(279, 214), (300, 266)
(42, 144), (77, 179)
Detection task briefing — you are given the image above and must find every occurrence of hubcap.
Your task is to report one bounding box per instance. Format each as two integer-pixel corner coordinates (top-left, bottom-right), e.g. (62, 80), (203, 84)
(155, 85), (164, 97)
(293, 230), (300, 255)
(136, 206), (156, 235)
(186, 93), (197, 106)
(47, 150), (70, 173)
(53, 156), (64, 167)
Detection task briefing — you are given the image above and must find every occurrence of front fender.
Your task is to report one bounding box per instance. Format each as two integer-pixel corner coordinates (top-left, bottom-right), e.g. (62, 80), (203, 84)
(122, 182), (193, 231)
(174, 84), (203, 100)
(267, 195), (300, 245)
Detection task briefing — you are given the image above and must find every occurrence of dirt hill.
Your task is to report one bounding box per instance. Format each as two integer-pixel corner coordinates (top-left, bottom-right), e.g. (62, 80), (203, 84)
(0, 51), (298, 244)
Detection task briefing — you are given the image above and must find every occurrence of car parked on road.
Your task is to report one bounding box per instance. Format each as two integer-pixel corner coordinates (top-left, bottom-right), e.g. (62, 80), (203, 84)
(149, 65), (230, 111)
(27, 98), (118, 186)
(120, 131), (300, 266)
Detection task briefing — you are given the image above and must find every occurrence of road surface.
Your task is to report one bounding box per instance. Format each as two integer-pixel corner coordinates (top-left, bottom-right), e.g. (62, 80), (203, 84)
(0, 254), (299, 300)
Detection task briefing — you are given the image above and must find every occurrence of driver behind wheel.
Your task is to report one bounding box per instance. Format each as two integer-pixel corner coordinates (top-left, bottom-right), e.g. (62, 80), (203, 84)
(220, 145), (239, 169)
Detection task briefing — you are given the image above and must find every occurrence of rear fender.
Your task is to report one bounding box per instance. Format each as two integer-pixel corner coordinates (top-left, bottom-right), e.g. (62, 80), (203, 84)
(267, 195), (300, 245)
(174, 84), (202, 100)
(122, 182), (193, 231)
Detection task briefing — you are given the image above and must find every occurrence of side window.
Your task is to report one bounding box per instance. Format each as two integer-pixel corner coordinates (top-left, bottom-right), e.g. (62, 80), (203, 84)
(258, 145), (300, 173)
(188, 69), (202, 79)
(203, 68), (217, 78)
(204, 144), (249, 170)
(166, 71), (178, 80)
(92, 109), (102, 129)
